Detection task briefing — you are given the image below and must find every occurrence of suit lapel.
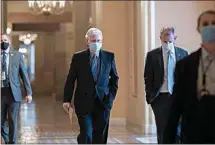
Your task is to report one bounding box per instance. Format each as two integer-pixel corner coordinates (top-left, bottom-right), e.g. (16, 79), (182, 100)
(157, 47), (164, 78)
(192, 49), (201, 99)
(85, 49), (95, 83)
(97, 50), (104, 83)
(175, 47), (180, 61)
(8, 48), (14, 75)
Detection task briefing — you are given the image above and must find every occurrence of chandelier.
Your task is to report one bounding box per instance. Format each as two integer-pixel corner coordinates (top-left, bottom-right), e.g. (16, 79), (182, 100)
(19, 33), (38, 45)
(6, 27), (12, 35)
(28, 0), (66, 16)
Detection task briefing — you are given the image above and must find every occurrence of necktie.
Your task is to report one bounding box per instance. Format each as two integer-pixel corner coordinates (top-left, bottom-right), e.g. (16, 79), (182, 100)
(91, 55), (99, 82)
(168, 50), (175, 94)
(2, 52), (9, 87)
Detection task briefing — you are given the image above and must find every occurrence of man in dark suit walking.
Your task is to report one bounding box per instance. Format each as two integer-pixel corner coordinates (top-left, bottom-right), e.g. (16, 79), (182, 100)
(63, 28), (119, 144)
(164, 10), (215, 144)
(144, 27), (188, 144)
(1, 34), (33, 144)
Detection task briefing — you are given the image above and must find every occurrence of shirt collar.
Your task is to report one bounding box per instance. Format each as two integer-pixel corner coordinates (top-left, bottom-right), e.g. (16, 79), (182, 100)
(162, 46), (175, 54)
(89, 49), (100, 57)
(1, 47), (10, 54)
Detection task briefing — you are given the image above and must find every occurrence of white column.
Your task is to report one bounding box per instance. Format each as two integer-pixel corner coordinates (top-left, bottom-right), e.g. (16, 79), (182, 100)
(148, 1), (156, 129)
(126, 1), (147, 133)
(141, 1), (156, 134)
(126, 1), (156, 134)
(91, 1), (102, 28)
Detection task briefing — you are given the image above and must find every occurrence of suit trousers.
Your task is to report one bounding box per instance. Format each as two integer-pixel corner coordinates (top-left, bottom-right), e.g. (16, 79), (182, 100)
(151, 93), (180, 144)
(196, 95), (215, 143)
(1, 87), (20, 144)
(77, 98), (110, 144)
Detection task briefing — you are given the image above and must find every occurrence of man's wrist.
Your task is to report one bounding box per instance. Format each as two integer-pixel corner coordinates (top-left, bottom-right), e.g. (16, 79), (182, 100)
(63, 100), (71, 103)
(26, 95), (32, 99)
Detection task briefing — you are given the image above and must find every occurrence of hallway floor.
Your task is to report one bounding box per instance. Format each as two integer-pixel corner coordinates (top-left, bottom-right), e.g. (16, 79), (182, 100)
(15, 96), (157, 144)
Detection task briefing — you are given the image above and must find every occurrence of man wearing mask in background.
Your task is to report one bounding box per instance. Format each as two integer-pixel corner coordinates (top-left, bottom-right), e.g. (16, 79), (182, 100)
(164, 10), (215, 144)
(63, 28), (119, 144)
(144, 27), (188, 144)
(1, 34), (33, 144)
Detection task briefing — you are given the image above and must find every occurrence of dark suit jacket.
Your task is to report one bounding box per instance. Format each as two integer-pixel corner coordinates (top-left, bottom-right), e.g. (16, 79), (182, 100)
(144, 47), (188, 104)
(8, 49), (32, 101)
(64, 49), (119, 115)
(163, 48), (215, 143)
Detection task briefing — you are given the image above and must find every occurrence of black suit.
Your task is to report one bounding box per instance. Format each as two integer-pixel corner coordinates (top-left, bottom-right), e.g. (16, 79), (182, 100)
(144, 47), (188, 143)
(64, 49), (119, 144)
(164, 49), (215, 144)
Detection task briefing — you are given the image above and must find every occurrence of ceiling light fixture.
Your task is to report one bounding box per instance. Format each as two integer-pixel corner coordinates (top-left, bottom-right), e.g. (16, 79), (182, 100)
(28, 0), (66, 16)
(19, 33), (38, 45)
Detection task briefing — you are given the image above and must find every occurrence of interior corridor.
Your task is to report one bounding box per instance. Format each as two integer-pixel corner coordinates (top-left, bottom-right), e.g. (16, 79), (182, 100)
(1, 1), (214, 144)
(16, 96), (157, 144)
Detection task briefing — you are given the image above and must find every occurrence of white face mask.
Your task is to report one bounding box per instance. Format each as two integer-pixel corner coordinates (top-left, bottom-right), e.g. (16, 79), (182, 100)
(162, 42), (174, 51)
(89, 42), (102, 51)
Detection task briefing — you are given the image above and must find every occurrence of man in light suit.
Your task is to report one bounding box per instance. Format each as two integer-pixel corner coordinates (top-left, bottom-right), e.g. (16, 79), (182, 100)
(63, 28), (119, 144)
(144, 27), (188, 144)
(1, 34), (33, 144)
(164, 10), (215, 144)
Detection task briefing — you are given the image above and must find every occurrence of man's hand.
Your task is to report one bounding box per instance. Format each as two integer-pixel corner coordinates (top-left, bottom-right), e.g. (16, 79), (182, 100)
(25, 95), (32, 103)
(63, 102), (71, 113)
(68, 107), (73, 125)
(63, 103), (73, 125)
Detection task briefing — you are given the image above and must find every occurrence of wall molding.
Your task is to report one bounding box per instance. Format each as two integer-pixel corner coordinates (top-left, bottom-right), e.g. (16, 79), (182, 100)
(126, 120), (156, 134)
(109, 117), (126, 127)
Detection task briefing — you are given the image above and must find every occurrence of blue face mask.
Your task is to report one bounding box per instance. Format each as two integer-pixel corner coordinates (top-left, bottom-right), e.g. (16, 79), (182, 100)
(89, 42), (102, 51)
(200, 25), (215, 43)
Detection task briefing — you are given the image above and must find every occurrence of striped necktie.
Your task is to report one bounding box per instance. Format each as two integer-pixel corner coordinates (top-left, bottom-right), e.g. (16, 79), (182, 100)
(91, 55), (99, 82)
(2, 51), (9, 87)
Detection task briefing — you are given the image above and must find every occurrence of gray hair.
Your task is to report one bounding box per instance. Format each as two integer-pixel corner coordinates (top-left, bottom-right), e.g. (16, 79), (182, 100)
(160, 27), (175, 36)
(85, 27), (103, 40)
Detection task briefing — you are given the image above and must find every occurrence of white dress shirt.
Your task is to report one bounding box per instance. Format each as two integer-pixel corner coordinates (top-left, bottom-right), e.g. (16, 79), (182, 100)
(1, 48), (10, 88)
(160, 47), (176, 93)
(198, 48), (215, 100)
